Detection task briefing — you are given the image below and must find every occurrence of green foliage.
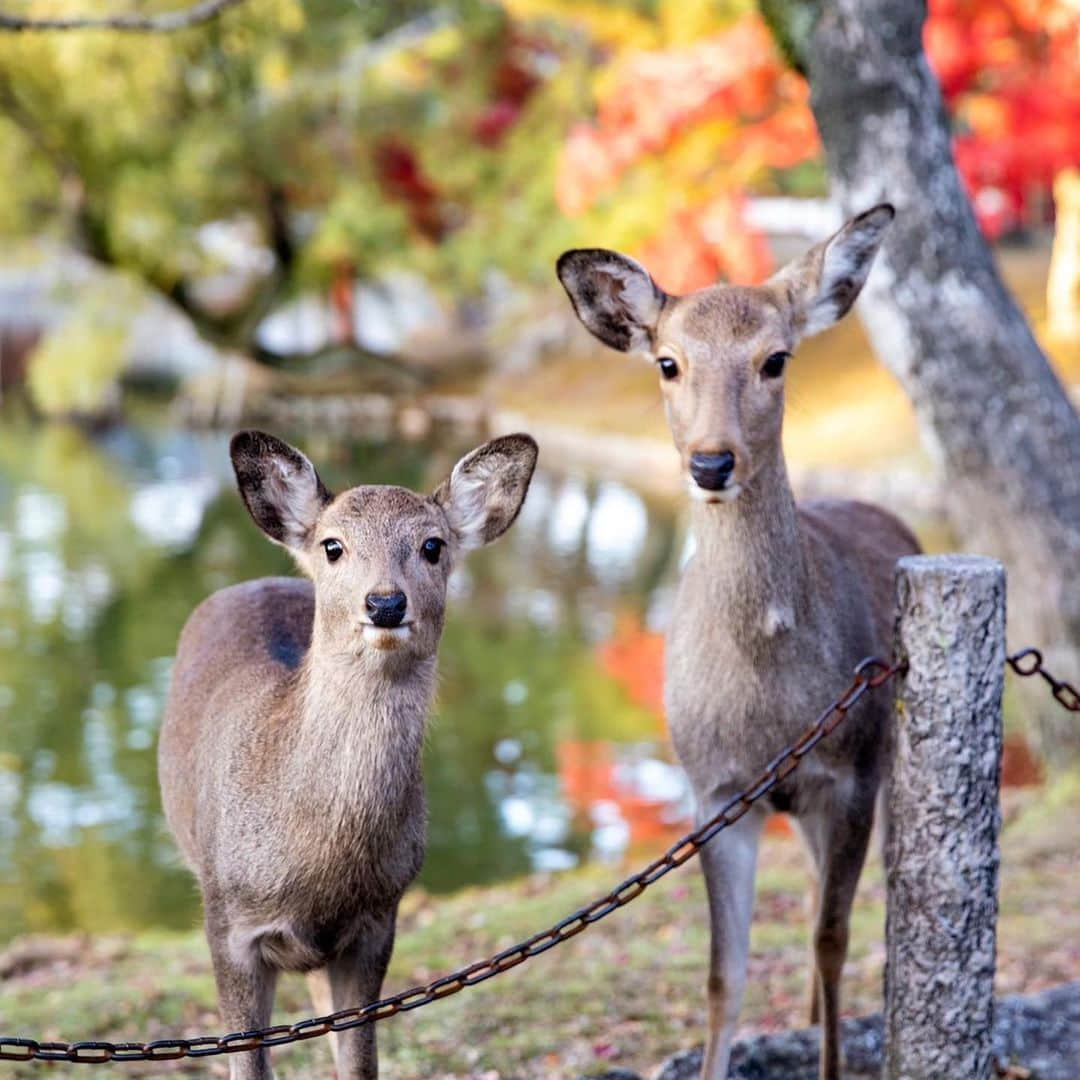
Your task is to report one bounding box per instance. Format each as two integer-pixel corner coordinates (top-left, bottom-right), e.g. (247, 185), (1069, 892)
(301, 182), (413, 283)
(26, 283), (136, 416)
(0, 0), (590, 345)
(758, 0), (818, 73)
(2, 0), (740, 346)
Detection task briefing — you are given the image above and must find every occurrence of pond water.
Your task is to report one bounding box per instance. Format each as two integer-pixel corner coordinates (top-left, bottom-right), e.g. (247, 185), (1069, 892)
(0, 411), (694, 941)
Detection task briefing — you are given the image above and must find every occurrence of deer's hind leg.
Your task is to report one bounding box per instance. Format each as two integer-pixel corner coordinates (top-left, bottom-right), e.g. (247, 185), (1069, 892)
(803, 859), (822, 1025)
(307, 967), (340, 1071)
(797, 782), (876, 1080)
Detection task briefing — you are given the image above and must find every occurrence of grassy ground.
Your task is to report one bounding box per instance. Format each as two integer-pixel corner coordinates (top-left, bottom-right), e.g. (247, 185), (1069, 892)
(2, 775), (1077, 1079)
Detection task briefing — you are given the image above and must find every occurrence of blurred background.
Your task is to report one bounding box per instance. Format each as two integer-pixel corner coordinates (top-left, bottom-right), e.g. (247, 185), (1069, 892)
(0, 0), (1077, 946)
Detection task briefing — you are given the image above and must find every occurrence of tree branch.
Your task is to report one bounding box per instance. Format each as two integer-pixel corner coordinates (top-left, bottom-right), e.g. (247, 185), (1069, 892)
(0, 0), (246, 33)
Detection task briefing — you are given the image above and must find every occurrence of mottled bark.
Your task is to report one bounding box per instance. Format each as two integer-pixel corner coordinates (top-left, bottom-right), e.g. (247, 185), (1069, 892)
(885, 555), (1005, 1080)
(760, 0), (1080, 758)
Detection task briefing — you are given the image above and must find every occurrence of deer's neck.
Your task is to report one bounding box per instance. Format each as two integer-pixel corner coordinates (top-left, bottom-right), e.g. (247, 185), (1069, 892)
(690, 451), (809, 642)
(291, 638), (436, 821)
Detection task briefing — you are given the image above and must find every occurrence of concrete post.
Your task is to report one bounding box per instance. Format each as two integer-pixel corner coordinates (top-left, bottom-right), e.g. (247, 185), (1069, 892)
(884, 554), (1006, 1080)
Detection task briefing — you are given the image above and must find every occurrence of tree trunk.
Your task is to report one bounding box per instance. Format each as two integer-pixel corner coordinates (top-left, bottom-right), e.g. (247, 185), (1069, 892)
(760, 0), (1080, 758)
(886, 555), (1005, 1080)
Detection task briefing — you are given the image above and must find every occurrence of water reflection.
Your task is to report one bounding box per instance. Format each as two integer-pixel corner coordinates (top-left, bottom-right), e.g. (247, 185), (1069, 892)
(0, 412), (690, 939)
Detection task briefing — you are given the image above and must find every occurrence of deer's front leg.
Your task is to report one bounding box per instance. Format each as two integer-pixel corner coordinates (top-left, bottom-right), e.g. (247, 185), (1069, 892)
(325, 911), (398, 1080)
(207, 919), (278, 1080)
(698, 806), (764, 1080)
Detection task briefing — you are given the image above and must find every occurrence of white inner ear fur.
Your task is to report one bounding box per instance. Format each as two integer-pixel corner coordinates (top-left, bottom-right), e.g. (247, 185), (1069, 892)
(801, 234), (864, 336)
(604, 257), (661, 351)
(269, 455), (323, 547)
(798, 211), (891, 337)
(444, 458), (494, 551)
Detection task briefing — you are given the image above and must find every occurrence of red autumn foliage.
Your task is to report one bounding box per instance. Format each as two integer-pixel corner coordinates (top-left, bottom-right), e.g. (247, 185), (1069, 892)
(373, 138), (446, 241)
(473, 99), (523, 147)
(472, 29), (544, 147)
(929, 0), (1080, 236)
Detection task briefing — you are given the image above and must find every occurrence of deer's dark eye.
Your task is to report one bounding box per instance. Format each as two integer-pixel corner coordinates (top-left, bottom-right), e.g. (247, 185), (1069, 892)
(657, 355), (679, 380)
(322, 538), (344, 563)
(421, 537), (445, 565)
(762, 351), (790, 379)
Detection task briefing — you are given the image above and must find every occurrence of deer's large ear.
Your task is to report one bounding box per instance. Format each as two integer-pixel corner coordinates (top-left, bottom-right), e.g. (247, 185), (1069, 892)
(771, 204), (894, 338)
(434, 434), (538, 551)
(230, 430), (333, 549)
(556, 249), (666, 353)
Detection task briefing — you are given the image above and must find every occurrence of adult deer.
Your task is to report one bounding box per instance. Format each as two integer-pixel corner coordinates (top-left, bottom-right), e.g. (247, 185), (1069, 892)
(557, 206), (919, 1080)
(159, 430), (537, 1080)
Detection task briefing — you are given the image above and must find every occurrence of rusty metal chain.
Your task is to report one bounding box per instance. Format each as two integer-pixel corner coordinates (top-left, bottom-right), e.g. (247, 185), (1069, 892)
(0, 656), (904, 1065)
(1007, 648), (1080, 712)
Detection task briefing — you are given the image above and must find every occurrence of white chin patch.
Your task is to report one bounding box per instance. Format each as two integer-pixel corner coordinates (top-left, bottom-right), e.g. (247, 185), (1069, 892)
(361, 624), (413, 650)
(686, 479), (743, 504)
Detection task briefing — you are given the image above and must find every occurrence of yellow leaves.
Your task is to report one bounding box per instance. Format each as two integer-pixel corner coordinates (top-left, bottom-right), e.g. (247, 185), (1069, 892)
(278, 0), (305, 34)
(220, 21), (255, 56)
(502, 0), (753, 51)
(258, 49), (291, 94)
(0, 13), (180, 158)
(500, 0), (660, 49)
(106, 170), (188, 280)
(28, 307), (127, 418)
(668, 116), (745, 185)
(657, 0), (752, 46)
(302, 183), (411, 283)
(421, 21), (469, 63)
(963, 92), (1012, 138)
(365, 22), (462, 95)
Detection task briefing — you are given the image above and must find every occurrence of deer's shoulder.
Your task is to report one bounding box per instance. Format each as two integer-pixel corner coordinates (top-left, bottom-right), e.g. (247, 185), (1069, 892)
(178, 576), (314, 677)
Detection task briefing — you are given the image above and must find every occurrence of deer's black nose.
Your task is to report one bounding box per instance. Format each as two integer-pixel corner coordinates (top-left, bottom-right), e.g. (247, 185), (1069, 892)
(366, 591), (407, 628)
(689, 451), (736, 491)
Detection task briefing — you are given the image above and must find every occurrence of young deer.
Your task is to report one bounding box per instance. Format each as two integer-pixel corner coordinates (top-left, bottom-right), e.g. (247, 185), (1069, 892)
(158, 430), (537, 1080)
(557, 206), (919, 1080)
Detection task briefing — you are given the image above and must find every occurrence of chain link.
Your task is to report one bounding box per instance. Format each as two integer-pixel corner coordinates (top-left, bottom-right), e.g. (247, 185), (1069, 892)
(0, 656), (904, 1065)
(1007, 648), (1080, 712)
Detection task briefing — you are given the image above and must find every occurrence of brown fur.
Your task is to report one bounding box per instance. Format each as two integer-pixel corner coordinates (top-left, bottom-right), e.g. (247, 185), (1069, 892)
(558, 206), (919, 1080)
(159, 431), (537, 1080)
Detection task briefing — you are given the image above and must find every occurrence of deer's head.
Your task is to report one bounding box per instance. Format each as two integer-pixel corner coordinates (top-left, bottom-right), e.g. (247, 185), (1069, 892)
(230, 431), (537, 661)
(557, 205), (894, 503)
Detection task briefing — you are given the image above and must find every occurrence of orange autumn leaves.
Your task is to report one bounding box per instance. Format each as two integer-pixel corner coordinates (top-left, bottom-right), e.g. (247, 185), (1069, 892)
(596, 613), (666, 720)
(556, 1), (1080, 289)
(556, 16), (807, 291)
